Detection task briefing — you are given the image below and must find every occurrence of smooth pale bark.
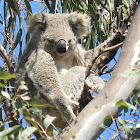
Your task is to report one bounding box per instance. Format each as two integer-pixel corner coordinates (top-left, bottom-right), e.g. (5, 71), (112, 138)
(62, 4), (140, 140)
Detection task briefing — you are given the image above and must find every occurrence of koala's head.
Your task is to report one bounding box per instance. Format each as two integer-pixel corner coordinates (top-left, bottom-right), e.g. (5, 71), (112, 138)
(27, 12), (90, 58)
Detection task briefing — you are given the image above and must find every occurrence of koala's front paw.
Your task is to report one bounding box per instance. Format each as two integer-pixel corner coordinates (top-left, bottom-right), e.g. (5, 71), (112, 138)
(70, 99), (79, 109)
(63, 105), (76, 124)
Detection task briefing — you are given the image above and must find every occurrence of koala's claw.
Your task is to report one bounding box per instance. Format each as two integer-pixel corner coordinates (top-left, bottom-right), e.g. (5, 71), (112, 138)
(71, 100), (79, 109)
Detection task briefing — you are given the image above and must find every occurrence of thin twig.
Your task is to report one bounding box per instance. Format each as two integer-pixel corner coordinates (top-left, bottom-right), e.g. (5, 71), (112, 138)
(107, 0), (112, 23)
(120, 0), (137, 34)
(0, 44), (11, 71)
(33, 120), (51, 140)
(85, 42), (123, 78)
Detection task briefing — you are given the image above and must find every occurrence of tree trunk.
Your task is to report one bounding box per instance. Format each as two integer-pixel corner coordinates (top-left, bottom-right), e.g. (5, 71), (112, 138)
(62, 4), (140, 140)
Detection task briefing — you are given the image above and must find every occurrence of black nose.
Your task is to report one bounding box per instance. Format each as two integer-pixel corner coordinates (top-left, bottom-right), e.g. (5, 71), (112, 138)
(56, 39), (66, 53)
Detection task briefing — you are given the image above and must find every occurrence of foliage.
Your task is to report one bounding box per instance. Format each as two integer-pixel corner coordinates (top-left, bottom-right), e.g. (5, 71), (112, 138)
(102, 80), (140, 139)
(0, 0), (139, 139)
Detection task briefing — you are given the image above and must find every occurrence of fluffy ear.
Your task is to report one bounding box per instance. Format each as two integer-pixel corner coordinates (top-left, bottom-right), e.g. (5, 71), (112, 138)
(27, 13), (47, 35)
(69, 12), (90, 39)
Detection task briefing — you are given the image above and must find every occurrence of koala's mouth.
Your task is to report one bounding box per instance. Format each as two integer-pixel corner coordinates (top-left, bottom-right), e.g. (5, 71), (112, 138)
(56, 52), (66, 57)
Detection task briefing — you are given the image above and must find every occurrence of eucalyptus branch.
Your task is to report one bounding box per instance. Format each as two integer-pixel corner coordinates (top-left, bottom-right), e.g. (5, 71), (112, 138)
(103, 65), (115, 75)
(107, 0), (112, 23)
(85, 41), (123, 78)
(3, 98), (11, 121)
(32, 120), (51, 140)
(0, 44), (12, 72)
(120, 0), (137, 33)
(8, 7), (15, 49)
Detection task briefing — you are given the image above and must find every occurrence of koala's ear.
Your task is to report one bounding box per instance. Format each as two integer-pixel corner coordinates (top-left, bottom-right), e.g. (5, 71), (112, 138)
(69, 12), (90, 39)
(27, 13), (47, 34)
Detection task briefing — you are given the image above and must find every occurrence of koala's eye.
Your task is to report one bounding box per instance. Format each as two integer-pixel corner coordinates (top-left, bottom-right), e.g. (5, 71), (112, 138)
(68, 39), (76, 45)
(37, 22), (46, 32)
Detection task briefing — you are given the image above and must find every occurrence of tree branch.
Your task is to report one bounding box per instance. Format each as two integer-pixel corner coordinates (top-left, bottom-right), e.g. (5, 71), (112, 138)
(85, 42), (123, 78)
(0, 44), (13, 73)
(62, 4), (140, 140)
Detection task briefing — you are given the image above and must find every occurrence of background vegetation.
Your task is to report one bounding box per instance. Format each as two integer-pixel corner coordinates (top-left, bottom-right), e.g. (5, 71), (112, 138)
(0, 0), (140, 139)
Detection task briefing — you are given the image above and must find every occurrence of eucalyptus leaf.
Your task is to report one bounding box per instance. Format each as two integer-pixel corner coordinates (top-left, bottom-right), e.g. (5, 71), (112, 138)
(44, 0), (51, 9)
(136, 123), (140, 128)
(0, 83), (5, 88)
(21, 96), (30, 101)
(116, 100), (137, 110)
(62, 0), (67, 13)
(122, 0), (130, 8)
(118, 118), (132, 136)
(50, 0), (59, 13)
(24, 0), (32, 15)
(1, 91), (11, 100)
(10, 28), (22, 55)
(104, 116), (112, 126)
(0, 125), (20, 139)
(0, 72), (16, 80)
(31, 101), (52, 108)
(21, 127), (37, 140)
(19, 84), (28, 91)
(44, 115), (56, 129)
(25, 116), (39, 129)
(7, 0), (21, 26)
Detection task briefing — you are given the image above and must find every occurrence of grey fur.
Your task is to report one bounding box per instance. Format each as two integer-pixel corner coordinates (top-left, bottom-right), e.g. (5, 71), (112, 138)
(16, 12), (105, 127)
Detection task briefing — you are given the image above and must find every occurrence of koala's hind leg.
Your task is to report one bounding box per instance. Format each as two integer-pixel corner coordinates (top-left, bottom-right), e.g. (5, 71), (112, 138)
(61, 66), (86, 101)
(60, 66), (86, 114)
(25, 48), (78, 123)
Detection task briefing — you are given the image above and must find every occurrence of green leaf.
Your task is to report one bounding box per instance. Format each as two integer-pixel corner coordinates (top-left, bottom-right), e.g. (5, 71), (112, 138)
(72, 135), (76, 139)
(29, 107), (42, 114)
(24, 0), (32, 16)
(7, 0), (21, 27)
(31, 101), (52, 108)
(10, 28), (22, 55)
(122, 0), (130, 8)
(116, 100), (137, 110)
(118, 118), (132, 136)
(18, 84), (28, 91)
(0, 72), (16, 80)
(50, 0), (59, 13)
(7, 0), (19, 15)
(0, 124), (5, 132)
(136, 123), (140, 128)
(0, 125), (20, 139)
(47, 125), (62, 136)
(44, 115), (56, 129)
(132, 83), (140, 103)
(104, 116), (112, 126)
(21, 127), (37, 140)
(0, 83), (5, 88)
(1, 91), (11, 100)
(21, 95), (30, 101)
(44, 0), (51, 9)
(0, 108), (2, 122)
(62, 0), (67, 13)
(25, 116), (39, 129)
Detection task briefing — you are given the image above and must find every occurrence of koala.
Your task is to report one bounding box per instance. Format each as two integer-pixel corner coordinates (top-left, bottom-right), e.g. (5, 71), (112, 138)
(16, 12), (105, 128)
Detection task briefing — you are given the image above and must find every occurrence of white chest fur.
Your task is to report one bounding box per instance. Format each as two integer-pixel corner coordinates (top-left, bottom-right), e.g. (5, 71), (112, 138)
(55, 56), (74, 77)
